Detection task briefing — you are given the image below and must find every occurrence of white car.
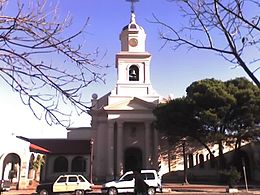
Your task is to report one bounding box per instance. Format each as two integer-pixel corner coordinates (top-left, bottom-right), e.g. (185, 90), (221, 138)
(101, 170), (162, 195)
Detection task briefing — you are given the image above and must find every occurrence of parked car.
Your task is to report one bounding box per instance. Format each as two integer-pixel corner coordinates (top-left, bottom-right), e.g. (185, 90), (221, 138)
(101, 170), (162, 195)
(0, 180), (11, 192)
(36, 174), (92, 195)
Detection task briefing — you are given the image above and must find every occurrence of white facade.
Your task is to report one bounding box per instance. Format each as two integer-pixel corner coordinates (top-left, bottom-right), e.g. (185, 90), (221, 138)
(0, 134), (41, 189)
(89, 12), (160, 181)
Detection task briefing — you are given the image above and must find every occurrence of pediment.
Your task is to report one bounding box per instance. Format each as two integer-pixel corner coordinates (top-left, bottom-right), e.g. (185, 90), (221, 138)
(104, 97), (156, 111)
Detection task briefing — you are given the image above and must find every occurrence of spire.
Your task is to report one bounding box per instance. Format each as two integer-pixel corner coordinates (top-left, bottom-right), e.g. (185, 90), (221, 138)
(120, 0), (146, 52)
(126, 0), (139, 14)
(130, 12), (136, 23)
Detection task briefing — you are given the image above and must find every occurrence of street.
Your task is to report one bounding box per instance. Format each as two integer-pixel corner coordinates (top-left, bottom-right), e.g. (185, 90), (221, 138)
(2, 183), (260, 195)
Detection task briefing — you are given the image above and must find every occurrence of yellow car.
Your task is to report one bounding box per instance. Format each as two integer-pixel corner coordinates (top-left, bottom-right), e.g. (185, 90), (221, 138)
(36, 174), (92, 195)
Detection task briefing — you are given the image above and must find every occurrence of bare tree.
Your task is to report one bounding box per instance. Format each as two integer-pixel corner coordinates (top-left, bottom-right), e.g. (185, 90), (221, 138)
(0, 0), (106, 126)
(153, 0), (260, 87)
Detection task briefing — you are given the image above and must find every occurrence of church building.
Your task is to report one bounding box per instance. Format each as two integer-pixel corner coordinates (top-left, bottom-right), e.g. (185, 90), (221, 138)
(13, 5), (161, 185)
(89, 9), (160, 181)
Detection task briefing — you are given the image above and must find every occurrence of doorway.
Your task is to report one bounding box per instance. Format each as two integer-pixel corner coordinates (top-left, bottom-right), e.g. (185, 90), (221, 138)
(124, 147), (143, 172)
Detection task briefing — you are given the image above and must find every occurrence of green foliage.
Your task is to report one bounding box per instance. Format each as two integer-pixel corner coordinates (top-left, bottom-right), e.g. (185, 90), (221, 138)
(32, 156), (45, 171)
(186, 78), (236, 135)
(154, 77), (260, 155)
(220, 167), (241, 187)
(153, 97), (202, 143)
(225, 78), (260, 143)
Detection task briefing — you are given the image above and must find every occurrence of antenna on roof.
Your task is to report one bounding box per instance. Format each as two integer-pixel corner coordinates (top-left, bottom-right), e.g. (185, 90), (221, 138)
(126, 0), (140, 13)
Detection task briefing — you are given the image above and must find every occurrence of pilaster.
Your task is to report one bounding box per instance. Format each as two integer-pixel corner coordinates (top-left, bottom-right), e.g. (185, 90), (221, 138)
(145, 122), (151, 168)
(117, 121), (124, 176)
(153, 128), (159, 169)
(107, 121), (114, 179)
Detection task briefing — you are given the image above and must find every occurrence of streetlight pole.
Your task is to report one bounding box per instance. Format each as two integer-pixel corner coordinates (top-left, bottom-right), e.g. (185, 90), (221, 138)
(181, 137), (189, 185)
(90, 139), (94, 184)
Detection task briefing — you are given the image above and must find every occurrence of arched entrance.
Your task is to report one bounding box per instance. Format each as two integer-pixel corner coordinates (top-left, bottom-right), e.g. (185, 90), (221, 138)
(2, 153), (21, 184)
(124, 147), (142, 172)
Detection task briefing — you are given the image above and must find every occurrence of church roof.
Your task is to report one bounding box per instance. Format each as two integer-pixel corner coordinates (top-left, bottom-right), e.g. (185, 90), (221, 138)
(104, 97), (156, 111)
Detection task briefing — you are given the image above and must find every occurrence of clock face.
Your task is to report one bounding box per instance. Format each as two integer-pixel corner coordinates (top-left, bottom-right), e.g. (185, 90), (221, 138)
(129, 38), (138, 47)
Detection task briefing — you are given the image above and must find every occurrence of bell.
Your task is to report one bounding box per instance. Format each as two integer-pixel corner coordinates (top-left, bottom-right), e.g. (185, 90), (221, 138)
(129, 69), (137, 77)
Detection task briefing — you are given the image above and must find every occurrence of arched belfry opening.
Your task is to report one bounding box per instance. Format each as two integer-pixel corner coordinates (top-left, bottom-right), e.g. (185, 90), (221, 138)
(124, 147), (142, 172)
(129, 65), (139, 81)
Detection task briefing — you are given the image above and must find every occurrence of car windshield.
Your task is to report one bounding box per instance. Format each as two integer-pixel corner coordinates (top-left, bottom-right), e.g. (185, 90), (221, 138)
(120, 173), (133, 181)
(78, 176), (86, 182)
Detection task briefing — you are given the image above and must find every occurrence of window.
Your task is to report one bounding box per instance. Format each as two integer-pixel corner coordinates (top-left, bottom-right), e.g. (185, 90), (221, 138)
(68, 176), (78, 182)
(188, 154), (194, 168)
(196, 154), (199, 165)
(199, 154), (204, 168)
(29, 154), (35, 170)
(206, 154), (210, 161)
(53, 156), (68, 172)
(129, 65), (139, 81)
(71, 156), (86, 172)
(144, 173), (155, 180)
(57, 176), (67, 183)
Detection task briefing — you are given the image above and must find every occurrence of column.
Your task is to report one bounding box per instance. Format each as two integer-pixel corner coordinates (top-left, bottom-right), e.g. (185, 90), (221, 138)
(154, 128), (159, 169)
(67, 156), (72, 172)
(18, 161), (29, 189)
(107, 121), (114, 179)
(145, 122), (151, 168)
(117, 121), (123, 176)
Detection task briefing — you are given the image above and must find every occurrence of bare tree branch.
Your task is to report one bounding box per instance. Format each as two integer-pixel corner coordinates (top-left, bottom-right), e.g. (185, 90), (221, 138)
(153, 0), (260, 87)
(0, 0), (107, 126)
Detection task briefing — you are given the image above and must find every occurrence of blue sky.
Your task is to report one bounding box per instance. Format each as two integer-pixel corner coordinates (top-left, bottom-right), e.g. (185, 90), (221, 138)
(0, 0), (255, 138)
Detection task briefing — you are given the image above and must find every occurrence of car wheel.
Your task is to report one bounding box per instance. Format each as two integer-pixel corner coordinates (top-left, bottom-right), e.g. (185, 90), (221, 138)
(107, 187), (118, 195)
(39, 189), (49, 195)
(75, 189), (84, 195)
(147, 187), (156, 195)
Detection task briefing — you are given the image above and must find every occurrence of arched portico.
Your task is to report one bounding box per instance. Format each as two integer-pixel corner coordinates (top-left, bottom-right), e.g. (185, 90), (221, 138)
(124, 147), (143, 172)
(2, 153), (21, 185)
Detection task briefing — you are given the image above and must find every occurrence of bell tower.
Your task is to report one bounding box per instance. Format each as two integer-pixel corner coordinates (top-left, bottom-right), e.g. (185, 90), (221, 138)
(110, 2), (158, 104)
(90, 1), (160, 180)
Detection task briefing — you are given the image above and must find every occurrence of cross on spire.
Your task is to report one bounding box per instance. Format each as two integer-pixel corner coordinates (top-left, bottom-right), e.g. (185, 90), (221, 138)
(126, 0), (139, 13)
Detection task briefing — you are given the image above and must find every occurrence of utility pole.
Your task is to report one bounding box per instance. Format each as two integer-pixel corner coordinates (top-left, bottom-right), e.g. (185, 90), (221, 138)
(90, 139), (94, 184)
(181, 137), (189, 185)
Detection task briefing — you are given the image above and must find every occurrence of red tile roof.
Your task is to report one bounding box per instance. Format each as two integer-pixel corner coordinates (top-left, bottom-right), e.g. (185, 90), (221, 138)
(30, 143), (50, 153)
(28, 139), (91, 154)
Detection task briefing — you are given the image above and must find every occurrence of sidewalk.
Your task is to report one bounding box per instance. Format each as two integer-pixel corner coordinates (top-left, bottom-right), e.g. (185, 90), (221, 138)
(2, 183), (260, 194)
(162, 183), (260, 194)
